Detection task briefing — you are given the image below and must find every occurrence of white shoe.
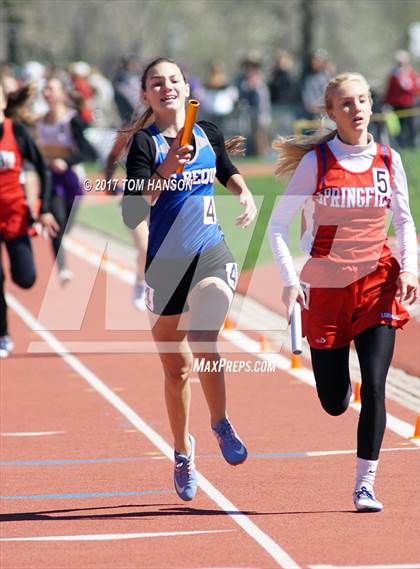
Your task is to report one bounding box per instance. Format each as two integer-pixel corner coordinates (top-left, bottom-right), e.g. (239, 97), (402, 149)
(59, 269), (74, 284)
(0, 335), (14, 358)
(132, 279), (146, 310)
(353, 486), (383, 512)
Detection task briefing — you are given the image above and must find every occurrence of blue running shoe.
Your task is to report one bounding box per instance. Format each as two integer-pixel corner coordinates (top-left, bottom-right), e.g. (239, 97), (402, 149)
(212, 417), (248, 466)
(353, 486), (383, 512)
(133, 279), (146, 311)
(0, 335), (14, 359)
(174, 435), (197, 501)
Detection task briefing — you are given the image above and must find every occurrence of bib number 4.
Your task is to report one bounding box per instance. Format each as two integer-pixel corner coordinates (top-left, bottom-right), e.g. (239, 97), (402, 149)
(203, 196), (217, 224)
(225, 262), (238, 290)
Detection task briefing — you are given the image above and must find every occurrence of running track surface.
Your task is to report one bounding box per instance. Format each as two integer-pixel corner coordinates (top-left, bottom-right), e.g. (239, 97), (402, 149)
(1, 235), (419, 569)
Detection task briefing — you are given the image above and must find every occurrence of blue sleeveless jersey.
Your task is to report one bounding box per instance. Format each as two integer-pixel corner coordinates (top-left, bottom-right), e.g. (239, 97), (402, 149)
(147, 123), (224, 258)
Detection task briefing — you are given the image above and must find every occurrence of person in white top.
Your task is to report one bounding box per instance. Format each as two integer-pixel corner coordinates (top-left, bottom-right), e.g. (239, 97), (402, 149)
(36, 76), (97, 284)
(269, 72), (418, 513)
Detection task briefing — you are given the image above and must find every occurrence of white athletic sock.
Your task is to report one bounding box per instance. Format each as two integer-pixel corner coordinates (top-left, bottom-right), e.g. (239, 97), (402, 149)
(355, 458), (378, 491)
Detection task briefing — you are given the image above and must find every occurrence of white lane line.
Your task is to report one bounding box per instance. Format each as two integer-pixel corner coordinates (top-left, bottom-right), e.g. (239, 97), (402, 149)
(304, 447), (419, 458)
(6, 293), (300, 569)
(222, 329), (420, 447)
(0, 529), (234, 542)
(309, 565), (420, 569)
(1, 432), (65, 437)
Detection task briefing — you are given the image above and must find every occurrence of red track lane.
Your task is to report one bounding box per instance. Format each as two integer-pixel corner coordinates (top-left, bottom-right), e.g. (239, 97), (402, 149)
(1, 237), (419, 569)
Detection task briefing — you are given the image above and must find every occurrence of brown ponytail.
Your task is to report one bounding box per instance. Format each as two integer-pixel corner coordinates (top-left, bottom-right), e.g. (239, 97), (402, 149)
(224, 135), (246, 156)
(4, 82), (38, 125)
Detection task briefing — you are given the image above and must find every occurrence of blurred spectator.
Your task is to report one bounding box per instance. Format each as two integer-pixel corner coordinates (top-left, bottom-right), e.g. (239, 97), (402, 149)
(21, 60), (49, 117)
(113, 55), (141, 124)
(206, 61), (226, 90)
(181, 64), (205, 102)
(68, 61), (94, 125)
(269, 50), (295, 105)
(237, 53), (271, 156)
(301, 48), (332, 119)
(369, 83), (390, 144)
(89, 66), (117, 128)
(202, 60), (238, 129)
(0, 63), (20, 95)
(383, 50), (420, 147)
(268, 49), (297, 136)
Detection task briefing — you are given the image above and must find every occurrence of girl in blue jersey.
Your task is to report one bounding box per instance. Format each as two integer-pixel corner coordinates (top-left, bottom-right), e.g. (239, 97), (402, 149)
(123, 58), (257, 501)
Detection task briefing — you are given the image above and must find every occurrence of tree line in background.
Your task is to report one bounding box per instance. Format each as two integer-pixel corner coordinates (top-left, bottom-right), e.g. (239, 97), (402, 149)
(0, 0), (419, 87)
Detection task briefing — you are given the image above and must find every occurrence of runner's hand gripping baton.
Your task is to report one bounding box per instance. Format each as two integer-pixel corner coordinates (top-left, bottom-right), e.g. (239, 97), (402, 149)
(290, 302), (303, 355)
(176, 99), (200, 174)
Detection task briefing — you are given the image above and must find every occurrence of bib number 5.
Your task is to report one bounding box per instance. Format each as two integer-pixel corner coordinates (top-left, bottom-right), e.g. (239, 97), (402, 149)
(373, 168), (390, 194)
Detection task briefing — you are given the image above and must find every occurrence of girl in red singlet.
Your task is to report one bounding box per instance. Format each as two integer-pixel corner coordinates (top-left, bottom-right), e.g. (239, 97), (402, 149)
(0, 83), (58, 358)
(269, 72), (418, 512)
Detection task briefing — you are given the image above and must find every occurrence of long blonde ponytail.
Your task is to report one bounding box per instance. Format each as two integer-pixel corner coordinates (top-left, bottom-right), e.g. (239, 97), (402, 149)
(273, 128), (336, 179)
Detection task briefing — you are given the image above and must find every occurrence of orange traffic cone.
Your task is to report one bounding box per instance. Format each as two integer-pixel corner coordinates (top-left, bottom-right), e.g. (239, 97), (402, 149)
(410, 416), (420, 439)
(353, 382), (361, 404)
(259, 335), (271, 352)
(290, 353), (301, 368)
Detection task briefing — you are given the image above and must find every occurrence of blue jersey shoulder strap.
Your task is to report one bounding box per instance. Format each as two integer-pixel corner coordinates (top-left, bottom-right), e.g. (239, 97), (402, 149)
(147, 124), (170, 167)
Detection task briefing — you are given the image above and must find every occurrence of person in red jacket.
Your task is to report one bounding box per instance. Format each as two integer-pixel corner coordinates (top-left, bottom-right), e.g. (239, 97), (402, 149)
(383, 50), (420, 147)
(0, 83), (58, 357)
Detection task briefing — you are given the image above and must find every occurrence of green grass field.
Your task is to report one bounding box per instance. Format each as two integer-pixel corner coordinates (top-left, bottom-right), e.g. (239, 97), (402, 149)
(77, 149), (419, 270)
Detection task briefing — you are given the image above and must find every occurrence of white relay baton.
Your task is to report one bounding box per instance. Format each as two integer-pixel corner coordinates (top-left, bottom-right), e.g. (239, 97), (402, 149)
(290, 302), (302, 355)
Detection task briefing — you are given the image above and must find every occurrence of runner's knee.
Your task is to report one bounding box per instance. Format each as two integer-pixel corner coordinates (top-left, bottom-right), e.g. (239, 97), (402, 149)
(361, 379), (385, 403)
(161, 355), (192, 386)
(317, 382), (352, 416)
(320, 399), (349, 416)
(12, 271), (36, 289)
